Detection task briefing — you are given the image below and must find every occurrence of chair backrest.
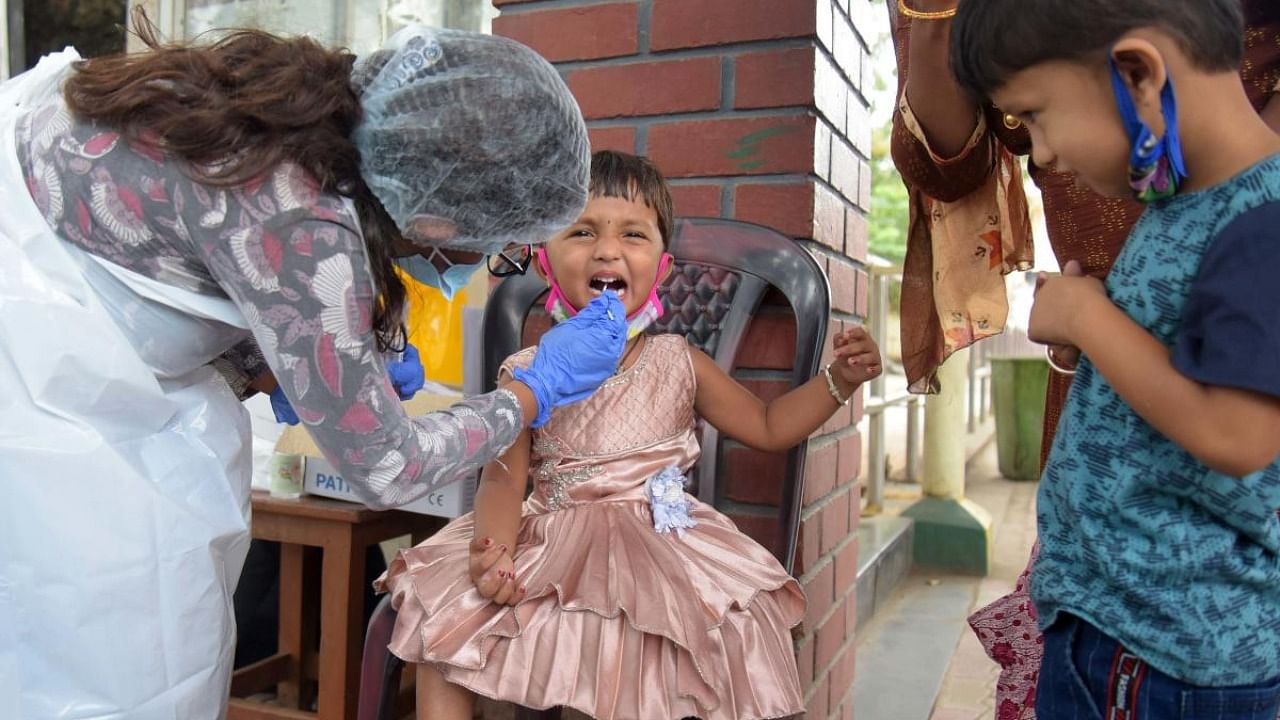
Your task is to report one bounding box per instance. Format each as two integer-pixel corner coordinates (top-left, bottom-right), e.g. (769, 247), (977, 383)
(482, 218), (830, 573)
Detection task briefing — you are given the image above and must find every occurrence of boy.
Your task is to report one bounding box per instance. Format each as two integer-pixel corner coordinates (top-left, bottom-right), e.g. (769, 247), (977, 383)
(950, 0), (1280, 717)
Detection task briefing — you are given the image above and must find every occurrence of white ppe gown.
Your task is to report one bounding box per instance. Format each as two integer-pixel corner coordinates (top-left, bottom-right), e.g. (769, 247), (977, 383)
(0, 51), (254, 719)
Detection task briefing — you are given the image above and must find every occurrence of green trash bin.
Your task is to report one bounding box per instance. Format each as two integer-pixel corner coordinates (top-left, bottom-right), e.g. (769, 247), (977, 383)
(990, 356), (1050, 481)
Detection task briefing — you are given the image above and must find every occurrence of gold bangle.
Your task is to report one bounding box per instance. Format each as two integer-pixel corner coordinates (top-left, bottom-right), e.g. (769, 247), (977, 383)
(898, 0), (958, 20)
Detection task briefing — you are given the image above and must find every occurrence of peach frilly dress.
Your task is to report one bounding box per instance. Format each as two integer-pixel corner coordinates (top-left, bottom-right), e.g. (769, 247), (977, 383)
(376, 334), (806, 720)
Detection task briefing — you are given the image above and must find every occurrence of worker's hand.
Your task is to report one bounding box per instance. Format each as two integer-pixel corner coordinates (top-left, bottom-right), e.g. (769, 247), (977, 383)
(512, 291), (627, 428)
(269, 385), (301, 425)
(387, 344), (425, 400)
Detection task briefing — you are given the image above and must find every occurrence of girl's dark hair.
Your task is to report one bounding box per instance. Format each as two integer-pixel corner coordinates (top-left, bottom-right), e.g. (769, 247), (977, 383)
(951, 0), (1246, 100)
(63, 8), (406, 351)
(589, 150), (675, 248)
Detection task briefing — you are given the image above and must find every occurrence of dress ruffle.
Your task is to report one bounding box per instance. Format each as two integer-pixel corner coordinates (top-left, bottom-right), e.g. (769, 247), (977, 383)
(378, 497), (806, 720)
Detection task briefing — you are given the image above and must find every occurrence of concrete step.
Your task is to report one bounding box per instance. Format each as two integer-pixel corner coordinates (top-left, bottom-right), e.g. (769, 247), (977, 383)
(852, 572), (982, 720)
(852, 442), (1031, 720)
(855, 514), (914, 632)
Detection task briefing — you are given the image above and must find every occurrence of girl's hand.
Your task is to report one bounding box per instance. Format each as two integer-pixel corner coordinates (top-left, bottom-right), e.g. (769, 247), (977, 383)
(832, 326), (883, 386)
(468, 536), (525, 606)
(1029, 263), (1107, 348)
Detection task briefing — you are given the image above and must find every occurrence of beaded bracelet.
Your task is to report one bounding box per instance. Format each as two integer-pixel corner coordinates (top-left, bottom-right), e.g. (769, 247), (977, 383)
(822, 363), (853, 405)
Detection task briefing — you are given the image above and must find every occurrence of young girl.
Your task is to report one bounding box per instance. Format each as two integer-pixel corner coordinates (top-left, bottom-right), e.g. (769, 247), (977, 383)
(376, 150), (882, 720)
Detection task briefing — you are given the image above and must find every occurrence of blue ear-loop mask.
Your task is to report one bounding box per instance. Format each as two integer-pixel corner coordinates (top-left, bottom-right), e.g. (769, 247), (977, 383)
(1108, 55), (1187, 203)
(400, 247), (485, 301)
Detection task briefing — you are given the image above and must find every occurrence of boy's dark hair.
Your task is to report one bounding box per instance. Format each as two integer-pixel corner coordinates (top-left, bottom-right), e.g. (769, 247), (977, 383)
(589, 150), (674, 248)
(950, 0), (1245, 100)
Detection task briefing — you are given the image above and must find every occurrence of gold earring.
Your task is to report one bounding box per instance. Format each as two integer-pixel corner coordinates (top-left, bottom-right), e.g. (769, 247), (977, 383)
(1003, 113), (1022, 130)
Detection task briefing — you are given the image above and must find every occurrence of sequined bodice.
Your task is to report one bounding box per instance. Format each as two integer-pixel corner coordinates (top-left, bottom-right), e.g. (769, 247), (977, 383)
(502, 334), (700, 511)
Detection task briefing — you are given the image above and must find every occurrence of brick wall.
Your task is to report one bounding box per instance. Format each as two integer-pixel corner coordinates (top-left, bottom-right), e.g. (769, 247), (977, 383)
(493, 1), (874, 717)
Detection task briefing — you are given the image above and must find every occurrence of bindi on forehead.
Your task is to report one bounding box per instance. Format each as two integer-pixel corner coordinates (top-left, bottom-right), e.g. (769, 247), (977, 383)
(580, 205), (658, 228)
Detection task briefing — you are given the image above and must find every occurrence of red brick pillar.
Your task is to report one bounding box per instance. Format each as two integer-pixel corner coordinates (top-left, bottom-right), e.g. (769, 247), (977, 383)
(494, 2), (874, 717)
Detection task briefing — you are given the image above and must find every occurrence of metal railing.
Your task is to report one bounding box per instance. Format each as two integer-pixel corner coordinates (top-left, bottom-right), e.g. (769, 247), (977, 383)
(861, 258), (922, 516)
(967, 339), (993, 433)
(860, 257), (992, 516)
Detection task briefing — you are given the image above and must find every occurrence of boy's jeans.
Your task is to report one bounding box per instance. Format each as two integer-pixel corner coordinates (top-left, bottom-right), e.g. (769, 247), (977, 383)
(1036, 614), (1280, 720)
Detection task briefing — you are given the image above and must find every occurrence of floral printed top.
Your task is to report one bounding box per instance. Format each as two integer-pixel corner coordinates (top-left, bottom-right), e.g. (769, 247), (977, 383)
(15, 95), (523, 509)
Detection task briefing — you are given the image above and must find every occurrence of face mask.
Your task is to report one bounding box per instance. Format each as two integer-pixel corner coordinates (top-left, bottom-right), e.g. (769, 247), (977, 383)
(400, 247), (485, 301)
(1109, 55), (1187, 203)
(535, 248), (673, 340)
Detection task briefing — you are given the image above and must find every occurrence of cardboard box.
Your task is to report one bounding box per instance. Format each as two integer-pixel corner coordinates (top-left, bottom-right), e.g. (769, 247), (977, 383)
(301, 454), (475, 518)
(274, 390), (477, 518)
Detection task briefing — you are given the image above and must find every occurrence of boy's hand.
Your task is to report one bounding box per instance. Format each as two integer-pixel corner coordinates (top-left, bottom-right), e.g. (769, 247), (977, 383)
(1040, 261), (1088, 369)
(468, 536), (525, 606)
(832, 326), (883, 388)
(1029, 267), (1108, 347)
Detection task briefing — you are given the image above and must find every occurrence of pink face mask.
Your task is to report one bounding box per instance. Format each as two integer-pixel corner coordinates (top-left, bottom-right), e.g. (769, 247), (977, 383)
(535, 247), (673, 340)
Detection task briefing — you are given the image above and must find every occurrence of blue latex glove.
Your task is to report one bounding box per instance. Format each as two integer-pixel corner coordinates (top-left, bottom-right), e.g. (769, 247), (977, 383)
(513, 291), (628, 428)
(388, 344), (425, 400)
(269, 385), (300, 425)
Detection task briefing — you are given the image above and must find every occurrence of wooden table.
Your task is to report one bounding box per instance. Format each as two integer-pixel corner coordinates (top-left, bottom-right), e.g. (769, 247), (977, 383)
(228, 491), (445, 720)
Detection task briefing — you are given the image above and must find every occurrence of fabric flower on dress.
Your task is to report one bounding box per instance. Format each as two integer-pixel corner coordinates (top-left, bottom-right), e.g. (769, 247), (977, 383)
(646, 465), (696, 537)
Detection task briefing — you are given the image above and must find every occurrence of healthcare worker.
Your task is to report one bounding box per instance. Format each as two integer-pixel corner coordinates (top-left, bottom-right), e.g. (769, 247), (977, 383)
(0, 14), (626, 719)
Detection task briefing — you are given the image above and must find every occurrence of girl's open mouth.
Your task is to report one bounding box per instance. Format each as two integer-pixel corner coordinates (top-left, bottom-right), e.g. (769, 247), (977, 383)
(589, 274), (628, 298)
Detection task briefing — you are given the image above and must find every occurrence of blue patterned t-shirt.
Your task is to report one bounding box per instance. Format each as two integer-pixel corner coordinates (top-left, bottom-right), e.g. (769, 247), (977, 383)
(1033, 154), (1280, 687)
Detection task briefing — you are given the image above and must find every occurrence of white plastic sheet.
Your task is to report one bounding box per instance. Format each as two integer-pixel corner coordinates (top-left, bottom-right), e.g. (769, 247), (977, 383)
(0, 51), (253, 719)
